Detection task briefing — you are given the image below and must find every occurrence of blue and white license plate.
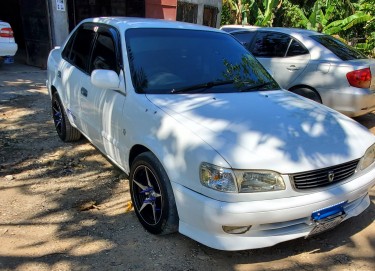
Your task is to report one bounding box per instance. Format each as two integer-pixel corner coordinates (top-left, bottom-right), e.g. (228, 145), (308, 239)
(3, 56), (14, 64)
(307, 201), (347, 237)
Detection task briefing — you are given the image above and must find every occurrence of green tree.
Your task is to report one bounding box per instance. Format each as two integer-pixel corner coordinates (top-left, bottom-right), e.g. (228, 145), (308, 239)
(221, 0), (374, 56)
(222, 0), (282, 26)
(351, 0), (375, 56)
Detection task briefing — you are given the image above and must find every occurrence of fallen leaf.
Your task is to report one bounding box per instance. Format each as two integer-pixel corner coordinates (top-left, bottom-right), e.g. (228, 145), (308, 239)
(125, 201), (133, 212)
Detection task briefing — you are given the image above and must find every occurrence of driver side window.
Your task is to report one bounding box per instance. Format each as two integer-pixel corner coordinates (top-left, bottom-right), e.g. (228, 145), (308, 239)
(90, 31), (117, 73)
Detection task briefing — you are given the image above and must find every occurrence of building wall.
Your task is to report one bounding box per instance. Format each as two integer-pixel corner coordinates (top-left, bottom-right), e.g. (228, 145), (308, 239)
(145, 0), (177, 20)
(49, 0), (70, 46)
(177, 0), (222, 27)
(48, 0), (221, 47)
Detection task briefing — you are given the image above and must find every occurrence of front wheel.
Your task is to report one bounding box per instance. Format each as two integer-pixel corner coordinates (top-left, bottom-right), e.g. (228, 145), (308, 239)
(130, 152), (179, 235)
(51, 92), (81, 142)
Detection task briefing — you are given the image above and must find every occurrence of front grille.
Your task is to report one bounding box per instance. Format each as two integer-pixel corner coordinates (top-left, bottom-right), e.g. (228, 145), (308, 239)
(290, 159), (360, 190)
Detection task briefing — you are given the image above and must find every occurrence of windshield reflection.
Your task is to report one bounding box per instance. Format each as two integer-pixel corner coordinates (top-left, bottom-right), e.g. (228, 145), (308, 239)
(125, 28), (279, 94)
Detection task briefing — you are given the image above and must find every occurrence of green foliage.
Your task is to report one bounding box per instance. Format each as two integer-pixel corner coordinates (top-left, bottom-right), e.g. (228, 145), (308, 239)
(221, 0), (374, 57)
(221, 3), (233, 25)
(324, 12), (372, 35)
(353, 0), (375, 57)
(221, 0), (282, 26)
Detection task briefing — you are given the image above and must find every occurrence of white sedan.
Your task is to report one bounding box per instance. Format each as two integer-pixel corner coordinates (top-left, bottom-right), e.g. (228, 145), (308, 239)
(221, 25), (375, 117)
(47, 17), (375, 251)
(0, 20), (17, 64)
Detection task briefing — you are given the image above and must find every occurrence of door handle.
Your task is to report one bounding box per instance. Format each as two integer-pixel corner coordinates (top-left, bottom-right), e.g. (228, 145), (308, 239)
(81, 87), (88, 97)
(287, 65), (300, 71)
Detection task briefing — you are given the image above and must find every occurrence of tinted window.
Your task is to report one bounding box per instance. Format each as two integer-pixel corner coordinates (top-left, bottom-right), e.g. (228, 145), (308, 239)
(232, 31), (257, 51)
(62, 31), (76, 60)
(221, 27), (246, 33)
(68, 24), (96, 72)
(310, 35), (367, 60)
(251, 32), (291, 57)
(125, 28), (279, 94)
(90, 32), (117, 73)
(286, 39), (309, 56)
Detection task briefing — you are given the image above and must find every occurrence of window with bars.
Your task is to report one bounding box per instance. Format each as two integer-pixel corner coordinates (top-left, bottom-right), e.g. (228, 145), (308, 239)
(176, 2), (198, 24)
(203, 6), (218, 27)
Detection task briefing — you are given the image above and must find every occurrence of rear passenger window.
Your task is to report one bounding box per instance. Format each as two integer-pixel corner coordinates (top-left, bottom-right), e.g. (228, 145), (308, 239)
(68, 24), (96, 72)
(231, 31), (257, 51)
(250, 32), (291, 57)
(90, 32), (117, 73)
(286, 39), (309, 56)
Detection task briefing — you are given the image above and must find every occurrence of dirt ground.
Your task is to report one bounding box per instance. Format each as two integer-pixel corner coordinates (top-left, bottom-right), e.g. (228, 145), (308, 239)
(0, 61), (374, 271)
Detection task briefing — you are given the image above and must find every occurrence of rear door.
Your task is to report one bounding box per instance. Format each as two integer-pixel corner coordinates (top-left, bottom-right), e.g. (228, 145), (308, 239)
(248, 31), (311, 88)
(59, 23), (96, 134)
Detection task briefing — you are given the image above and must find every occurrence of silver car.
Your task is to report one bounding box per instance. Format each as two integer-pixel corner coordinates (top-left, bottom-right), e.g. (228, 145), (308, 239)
(221, 25), (375, 117)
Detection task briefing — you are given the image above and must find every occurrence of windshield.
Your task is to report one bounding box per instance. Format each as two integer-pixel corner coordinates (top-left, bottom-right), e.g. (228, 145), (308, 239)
(310, 34), (367, 60)
(125, 28), (279, 94)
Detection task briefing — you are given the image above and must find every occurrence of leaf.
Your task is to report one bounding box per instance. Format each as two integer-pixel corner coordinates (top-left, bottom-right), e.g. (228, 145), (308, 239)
(342, 13), (372, 30)
(308, 0), (321, 29)
(125, 201), (133, 212)
(324, 13), (372, 34)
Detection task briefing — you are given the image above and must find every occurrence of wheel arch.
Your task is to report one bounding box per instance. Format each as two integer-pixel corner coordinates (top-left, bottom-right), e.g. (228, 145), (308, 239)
(288, 84), (322, 103)
(50, 85), (58, 95)
(129, 144), (152, 169)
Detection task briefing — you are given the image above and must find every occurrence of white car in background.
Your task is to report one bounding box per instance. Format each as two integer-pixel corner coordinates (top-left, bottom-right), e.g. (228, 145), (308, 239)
(221, 25), (375, 117)
(47, 17), (375, 251)
(0, 20), (18, 64)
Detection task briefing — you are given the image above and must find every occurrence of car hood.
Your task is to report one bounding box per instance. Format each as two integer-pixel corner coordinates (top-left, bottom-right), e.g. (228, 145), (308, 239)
(146, 90), (374, 173)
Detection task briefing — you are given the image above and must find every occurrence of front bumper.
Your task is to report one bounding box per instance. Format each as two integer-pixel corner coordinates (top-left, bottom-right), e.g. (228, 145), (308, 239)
(173, 169), (375, 251)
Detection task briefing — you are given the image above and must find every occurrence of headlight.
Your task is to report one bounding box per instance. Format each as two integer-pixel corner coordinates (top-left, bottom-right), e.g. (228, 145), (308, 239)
(358, 143), (375, 171)
(200, 163), (237, 192)
(234, 170), (285, 193)
(200, 163), (285, 193)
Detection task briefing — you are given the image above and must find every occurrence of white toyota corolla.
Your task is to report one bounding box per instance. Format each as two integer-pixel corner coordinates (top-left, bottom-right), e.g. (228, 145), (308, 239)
(0, 20), (17, 64)
(47, 17), (375, 251)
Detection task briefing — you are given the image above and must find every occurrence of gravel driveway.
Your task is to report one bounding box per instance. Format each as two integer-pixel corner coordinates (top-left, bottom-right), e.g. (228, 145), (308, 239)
(0, 62), (374, 271)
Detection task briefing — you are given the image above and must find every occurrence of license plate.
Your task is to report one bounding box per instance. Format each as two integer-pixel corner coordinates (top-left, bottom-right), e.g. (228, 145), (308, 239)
(307, 201), (347, 237)
(3, 56), (14, 64)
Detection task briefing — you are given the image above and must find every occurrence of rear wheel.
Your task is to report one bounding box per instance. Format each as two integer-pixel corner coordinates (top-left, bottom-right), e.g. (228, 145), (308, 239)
(289, 87), (322, 103)
(130, 152), (179, 235)
(51, 92), (81, 142)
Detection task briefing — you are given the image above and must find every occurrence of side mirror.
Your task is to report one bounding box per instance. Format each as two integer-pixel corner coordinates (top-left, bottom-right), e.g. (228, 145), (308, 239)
(91, 69), (120, 90)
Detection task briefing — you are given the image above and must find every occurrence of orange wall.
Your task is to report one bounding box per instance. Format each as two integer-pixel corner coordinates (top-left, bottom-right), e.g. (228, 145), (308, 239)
(145, 0), (177, 20)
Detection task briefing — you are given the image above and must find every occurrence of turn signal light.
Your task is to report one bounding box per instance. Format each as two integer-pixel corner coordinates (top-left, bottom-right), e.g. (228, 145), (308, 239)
(0, 27), (14, 38)
(346, 68), (371, 88)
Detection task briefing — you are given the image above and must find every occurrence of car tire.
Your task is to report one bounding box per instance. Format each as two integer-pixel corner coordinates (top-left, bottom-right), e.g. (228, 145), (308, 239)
(130, 152), (179, 235)
(51, 92), (81, 142)
(289, 87), (322, 103)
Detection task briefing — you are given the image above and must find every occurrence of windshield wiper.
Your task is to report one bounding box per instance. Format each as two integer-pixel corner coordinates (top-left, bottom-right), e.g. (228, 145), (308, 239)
(239, 81), (275, 92)
(171, 80), (234, 94)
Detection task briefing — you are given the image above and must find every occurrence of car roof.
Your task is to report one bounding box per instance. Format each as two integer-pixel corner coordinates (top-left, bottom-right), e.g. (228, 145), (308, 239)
(221, 25), (342, 61)
(221, 25), (323, 37)
(81, 17), (223, 33)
